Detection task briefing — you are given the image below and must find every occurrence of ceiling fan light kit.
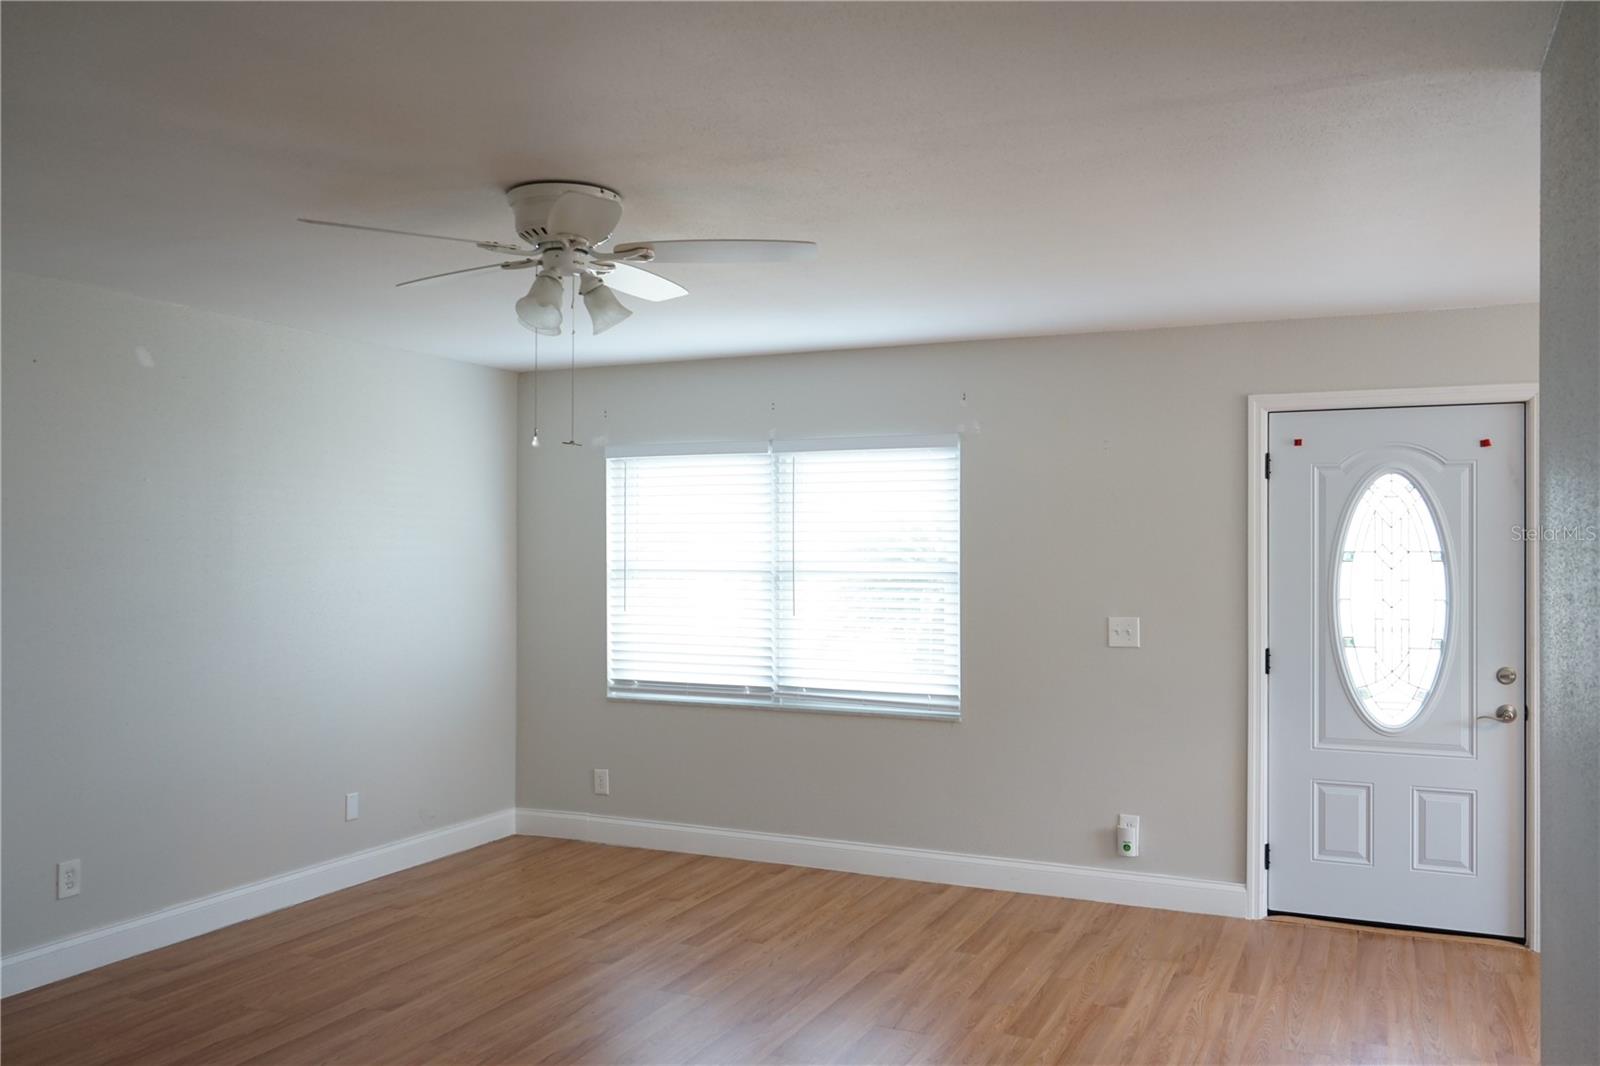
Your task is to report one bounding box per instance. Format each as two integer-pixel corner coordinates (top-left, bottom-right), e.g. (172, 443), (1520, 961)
(516, 272), (565, 335)
(580, 275), (632, 335)
(299, 179), (817, 339)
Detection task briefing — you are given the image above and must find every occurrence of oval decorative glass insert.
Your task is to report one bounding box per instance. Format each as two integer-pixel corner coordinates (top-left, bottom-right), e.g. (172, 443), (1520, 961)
(1334, 471), (1450, 730)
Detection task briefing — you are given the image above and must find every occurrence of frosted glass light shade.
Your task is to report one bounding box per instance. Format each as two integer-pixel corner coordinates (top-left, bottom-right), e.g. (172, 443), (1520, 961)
(516, 273), (564, 335)
(581, 278), (632, 334)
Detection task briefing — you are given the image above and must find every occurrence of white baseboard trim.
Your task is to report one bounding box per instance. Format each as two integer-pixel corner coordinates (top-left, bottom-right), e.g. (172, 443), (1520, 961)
(4, 807), (1246, 998)
(1, 808), (516, 998)
(516, 808), (1248, 919)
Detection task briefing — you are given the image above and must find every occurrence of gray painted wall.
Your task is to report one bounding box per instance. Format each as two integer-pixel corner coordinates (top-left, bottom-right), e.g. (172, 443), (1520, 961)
(0, 273), (1553, 990)
(1, 274), (520, 953)
(516, 306), (1536, 885)
(1540, 5), (1600, 1063)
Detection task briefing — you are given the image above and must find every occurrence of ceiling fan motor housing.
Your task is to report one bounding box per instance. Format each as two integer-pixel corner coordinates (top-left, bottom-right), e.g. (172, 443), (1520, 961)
(505, 181), (623, 246)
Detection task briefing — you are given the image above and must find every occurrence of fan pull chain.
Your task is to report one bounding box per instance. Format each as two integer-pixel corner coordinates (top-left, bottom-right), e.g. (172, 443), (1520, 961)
(529, 329), (540, 447)
(563, 274), (580, 446)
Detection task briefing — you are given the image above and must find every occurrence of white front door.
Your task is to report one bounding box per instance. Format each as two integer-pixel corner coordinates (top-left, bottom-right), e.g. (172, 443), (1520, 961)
(1268, 403), (1525, 938)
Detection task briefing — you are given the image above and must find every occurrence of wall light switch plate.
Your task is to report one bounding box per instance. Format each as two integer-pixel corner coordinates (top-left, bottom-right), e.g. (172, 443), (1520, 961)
(345, 792), (360, 821)
(1108, 617), (1142, 648)
(593, 769), (610, 796)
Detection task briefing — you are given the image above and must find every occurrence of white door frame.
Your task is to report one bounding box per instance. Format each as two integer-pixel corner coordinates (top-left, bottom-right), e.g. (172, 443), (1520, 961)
(1247, 383), (1541, 948)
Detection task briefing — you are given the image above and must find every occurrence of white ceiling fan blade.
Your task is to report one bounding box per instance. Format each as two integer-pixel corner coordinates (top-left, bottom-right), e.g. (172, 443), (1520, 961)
(608, 239), (817, 264)
(395, 259), (536, 288)
(299, 218), (535, 258)
(602, 262), (688, 302)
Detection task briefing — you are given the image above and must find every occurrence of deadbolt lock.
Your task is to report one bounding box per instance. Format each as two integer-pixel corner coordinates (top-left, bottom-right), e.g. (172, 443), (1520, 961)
(1496, 666), (1518, 685)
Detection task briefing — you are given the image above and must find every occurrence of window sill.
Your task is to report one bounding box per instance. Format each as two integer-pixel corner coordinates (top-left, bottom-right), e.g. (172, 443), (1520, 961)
(606, 690), (961, 723)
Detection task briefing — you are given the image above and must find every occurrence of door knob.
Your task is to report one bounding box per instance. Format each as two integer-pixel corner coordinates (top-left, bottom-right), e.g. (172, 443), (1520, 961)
(1477, 704), (1519, 724)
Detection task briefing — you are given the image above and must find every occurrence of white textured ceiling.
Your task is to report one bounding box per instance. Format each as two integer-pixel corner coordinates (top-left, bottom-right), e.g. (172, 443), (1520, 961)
(2, 3), (1555, 369)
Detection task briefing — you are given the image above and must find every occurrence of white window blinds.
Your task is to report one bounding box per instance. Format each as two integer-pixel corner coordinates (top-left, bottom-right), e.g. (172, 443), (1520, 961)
(607, 439), (960, 717)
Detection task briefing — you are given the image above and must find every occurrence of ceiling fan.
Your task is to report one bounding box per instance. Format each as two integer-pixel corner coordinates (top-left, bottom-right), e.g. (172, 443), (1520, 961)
(300, 181), (817, 336)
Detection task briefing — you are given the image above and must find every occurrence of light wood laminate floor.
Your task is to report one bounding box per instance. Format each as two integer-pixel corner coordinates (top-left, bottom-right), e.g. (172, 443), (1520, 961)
(1, 836), (1539, 1064)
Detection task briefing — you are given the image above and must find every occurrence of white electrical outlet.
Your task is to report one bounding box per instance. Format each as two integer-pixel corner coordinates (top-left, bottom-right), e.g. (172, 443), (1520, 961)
(1116, 813), (1140, 857)
(1108, 616), (1142, 648)
(56, 859), (81, 899)
(593, 769), (610, 796)
(345, 792), (360, 821)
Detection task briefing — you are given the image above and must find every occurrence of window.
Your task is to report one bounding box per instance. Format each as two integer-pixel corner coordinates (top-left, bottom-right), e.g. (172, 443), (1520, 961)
(606, 438), (960, 718)
(1334, 471), (1450, 731)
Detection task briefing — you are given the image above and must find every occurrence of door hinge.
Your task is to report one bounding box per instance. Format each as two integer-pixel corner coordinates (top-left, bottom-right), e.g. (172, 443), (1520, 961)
(1264, 452), (1272, 479)
(1264, 843), (1271, 870)
(1265, 648), (1272, 674)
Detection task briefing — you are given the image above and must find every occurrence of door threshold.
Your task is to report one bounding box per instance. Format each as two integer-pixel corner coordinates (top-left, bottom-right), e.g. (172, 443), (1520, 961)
(1267, 910), (1526, 947)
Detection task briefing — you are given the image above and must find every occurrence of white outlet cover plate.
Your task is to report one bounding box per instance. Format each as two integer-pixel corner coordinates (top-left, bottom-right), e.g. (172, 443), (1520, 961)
(56, 860), (81, 899)
(345, 792), (360, 821)
(1108, 616), (1142, 647)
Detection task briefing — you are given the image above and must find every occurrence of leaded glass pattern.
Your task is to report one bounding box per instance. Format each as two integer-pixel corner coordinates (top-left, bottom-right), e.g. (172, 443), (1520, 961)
(1334, 471), (1450, 730)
